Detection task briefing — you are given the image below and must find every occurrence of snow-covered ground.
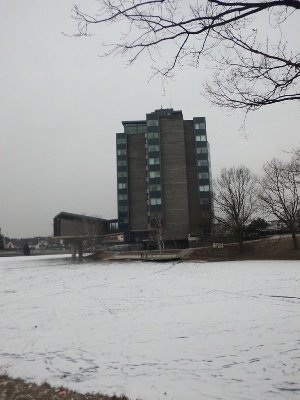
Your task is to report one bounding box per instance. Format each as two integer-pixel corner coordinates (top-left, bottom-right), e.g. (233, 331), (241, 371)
(0, 256), (299, 400)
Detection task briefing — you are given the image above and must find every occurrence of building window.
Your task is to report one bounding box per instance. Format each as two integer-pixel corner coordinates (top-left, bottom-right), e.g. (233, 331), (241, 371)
(119, 205), (128, 212)
(150, 198), (162, 205)
(117, 138), (126, 145)
(118, 183), (127, 189)
(149, 171), (161, 178)
(195, 122), (206, 129)
(124, 124), (146, 135)
(147, 132), (159, 139)
(148, 144), (160, 152)
(149, 158), (160, 165)
(196, 135), (206, 142)
(147, 119), (159, 127)
(119, 217), (128, 224)
(199, 185), (210, 192)
(118, 171), (127, 178)
(117, 149), (127, 156)
(198, 160), (209, 166)
(118, 194), (128, 200)
(117, 160), (127, 166)
(197, 147), (208, 154)
(149, 184), (161, 191)
(200, 198), (210, 205)
(198, 172), (209, 179)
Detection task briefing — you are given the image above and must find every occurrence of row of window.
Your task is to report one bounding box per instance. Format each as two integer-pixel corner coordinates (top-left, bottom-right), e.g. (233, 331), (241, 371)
(148, 144), (160, 152)
(199, 172), (209, 179)
(150, 198), (161, 206)
(118, 140), (206, 155)
(119, 160), (206, 169)
(149, 171), (160, 178)
(116, 138), (127, 145)
(198, 160), (208, 166)
(149, 157), (160, 165)
(118, 183), (127, 189)
(118, 195), (210, 208)
(119, 197), (162, 206)
(149, 184), (161, 191)
(194, 122), (206, 130)
(119, 196), (209, 207)
(118, 174), (161, 187)
(196, 135), (206, 142)
(199, 185), (210, 192)
(124, 124), (146, 135)
(147, 119), (159, 127)
(147, 132), (159, 139)
(117, 160), (127, 166)
(199, 198), (210, 205)
(197, 147), (208, 154)
(118, 194), (128, 200)
(119, 200), (162, 211)
(119, 170), (207, 183)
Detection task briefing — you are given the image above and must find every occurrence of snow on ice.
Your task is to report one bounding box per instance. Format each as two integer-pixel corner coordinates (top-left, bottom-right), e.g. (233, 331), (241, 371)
(0, 255), (300, 399)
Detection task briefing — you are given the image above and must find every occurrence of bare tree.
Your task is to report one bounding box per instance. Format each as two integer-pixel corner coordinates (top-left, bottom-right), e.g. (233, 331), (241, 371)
(290, 146), (300, 174)
(72, 0), (300, 112)
(82, 218), (103, 252)
(150, 215), (165, 253)
(259, 158), (299, 249)
(214, 166), (258, 252)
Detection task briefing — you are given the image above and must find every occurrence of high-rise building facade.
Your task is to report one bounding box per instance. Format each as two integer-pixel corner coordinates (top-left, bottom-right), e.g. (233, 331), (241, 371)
(116, 108), (212, 245)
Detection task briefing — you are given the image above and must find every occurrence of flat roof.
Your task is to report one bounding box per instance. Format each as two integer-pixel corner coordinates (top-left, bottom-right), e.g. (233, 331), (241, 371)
(122, 120), (146, 125)
(54, 211), (108, 222)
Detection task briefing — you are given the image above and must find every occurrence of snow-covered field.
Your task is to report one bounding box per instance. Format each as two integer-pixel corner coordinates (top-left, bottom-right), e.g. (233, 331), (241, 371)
(0, 256), (299, 400)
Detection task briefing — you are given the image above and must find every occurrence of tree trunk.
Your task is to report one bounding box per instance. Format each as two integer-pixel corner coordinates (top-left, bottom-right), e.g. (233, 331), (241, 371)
(238, 239), (244, 254)
(236, 229), (244, 254)
(292, 232), (299, 250)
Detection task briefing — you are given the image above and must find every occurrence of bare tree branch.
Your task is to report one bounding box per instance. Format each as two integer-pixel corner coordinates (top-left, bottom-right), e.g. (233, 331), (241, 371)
(71, 0), (300, 112)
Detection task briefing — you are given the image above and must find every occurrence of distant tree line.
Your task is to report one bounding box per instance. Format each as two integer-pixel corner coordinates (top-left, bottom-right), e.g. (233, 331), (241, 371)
(214, 147), (300, 252)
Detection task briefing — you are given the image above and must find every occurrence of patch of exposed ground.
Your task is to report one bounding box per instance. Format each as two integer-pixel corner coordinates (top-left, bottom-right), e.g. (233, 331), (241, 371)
(90, 236), (300, 262)
(186, 235), (300, 261)
(0, 375), (130, 400)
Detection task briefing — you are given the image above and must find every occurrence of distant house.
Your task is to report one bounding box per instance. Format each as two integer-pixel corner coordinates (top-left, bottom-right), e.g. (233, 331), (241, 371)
(5, 240), (19, 249)
(267, 220), (287, 231)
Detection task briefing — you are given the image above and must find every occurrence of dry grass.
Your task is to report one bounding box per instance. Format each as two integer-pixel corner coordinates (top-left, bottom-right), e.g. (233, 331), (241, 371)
(186, 235), (300, 261)
(0, 375), (130, 400)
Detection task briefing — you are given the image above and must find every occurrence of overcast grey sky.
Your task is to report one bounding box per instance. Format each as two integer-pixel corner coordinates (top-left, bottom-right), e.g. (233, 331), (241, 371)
(0, 0), (299, 238)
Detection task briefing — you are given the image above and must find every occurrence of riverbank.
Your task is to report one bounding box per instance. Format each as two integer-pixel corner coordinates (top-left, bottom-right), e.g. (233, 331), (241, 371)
(186, 235), (300, 261)
(90, 235), (300, 262)
(0, 249), (70, 257)
(0, 375), (129, 400)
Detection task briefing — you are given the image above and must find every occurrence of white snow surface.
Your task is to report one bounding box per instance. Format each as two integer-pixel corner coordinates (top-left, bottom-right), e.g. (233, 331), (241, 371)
(0, 256), (300, 400)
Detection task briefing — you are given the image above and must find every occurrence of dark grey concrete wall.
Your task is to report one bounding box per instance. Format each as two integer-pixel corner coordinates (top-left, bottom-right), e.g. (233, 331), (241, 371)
(57, 218), (106, 236)
(127, 133), (148, 231)
(160, 117), (190, 240)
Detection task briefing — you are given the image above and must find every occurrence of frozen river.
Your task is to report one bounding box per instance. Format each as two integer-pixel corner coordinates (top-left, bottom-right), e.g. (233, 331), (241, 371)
(0, 256), (299, 399)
